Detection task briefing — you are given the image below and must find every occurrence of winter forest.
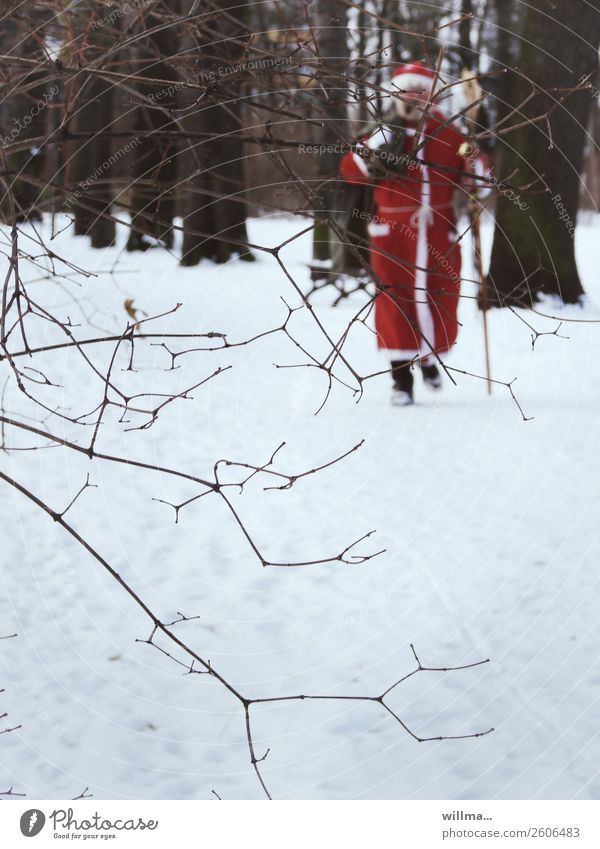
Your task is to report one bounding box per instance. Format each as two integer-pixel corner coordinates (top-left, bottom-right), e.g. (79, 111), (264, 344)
(1, 0), (600, 804)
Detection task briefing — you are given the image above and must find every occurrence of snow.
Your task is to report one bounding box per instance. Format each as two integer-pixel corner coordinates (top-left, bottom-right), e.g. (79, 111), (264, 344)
(1, 212), (600, 800)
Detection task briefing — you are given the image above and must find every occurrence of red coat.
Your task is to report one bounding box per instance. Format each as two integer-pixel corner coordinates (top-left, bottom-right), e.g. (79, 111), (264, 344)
(340, 112), (476, 360)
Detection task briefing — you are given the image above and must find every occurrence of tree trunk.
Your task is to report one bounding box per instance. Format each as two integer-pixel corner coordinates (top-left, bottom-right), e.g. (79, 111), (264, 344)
(0, 9), (49, 223)
(311, 0), (349, 266)
(490, 0), (523, 127)
(67, 3), (116, 248)
(179, 0), (252, 267)
(486, 0), (600, 306)
(126, 9), (179, 252)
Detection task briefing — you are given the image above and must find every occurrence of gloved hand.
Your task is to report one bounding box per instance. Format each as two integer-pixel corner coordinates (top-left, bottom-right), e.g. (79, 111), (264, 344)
(367, 129), (409, 178)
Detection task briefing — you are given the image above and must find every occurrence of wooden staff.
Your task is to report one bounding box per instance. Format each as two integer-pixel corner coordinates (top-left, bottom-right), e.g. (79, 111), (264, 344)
(471, 195), (492, 395)
(460, 70), (493, 395)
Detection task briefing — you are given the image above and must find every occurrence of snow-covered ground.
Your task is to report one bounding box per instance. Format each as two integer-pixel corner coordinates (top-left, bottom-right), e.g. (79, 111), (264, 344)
(1, 212), (599, 800)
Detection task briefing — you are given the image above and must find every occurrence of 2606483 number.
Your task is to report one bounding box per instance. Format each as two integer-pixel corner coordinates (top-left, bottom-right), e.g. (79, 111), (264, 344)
(530, 828), (580, 838)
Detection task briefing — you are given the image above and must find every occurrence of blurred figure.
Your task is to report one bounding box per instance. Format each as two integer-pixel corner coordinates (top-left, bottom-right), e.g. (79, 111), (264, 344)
(340, 63), (489, 405)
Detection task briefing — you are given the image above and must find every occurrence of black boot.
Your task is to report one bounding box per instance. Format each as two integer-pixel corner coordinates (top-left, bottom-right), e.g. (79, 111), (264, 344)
(421, 362), (442, 390)
(390, 360), (414, 406)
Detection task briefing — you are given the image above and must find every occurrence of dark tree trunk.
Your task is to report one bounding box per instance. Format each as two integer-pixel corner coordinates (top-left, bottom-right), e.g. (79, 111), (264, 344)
(491, 0), (523, 127)
(384, 0), (444, 66)
(68, 3), (116, 248)
(311, 0), (349, 266)
(486, 0), (600, 306)
(355, 4), (369, 125)
(126, 9), (179, 252)
(582, 79), (600, 210)
(0, 10), (49, 223)
(179, 0), (252, 267)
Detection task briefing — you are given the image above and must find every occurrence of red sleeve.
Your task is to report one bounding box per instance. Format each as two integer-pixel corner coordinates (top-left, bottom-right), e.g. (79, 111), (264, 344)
(340, 146), (372, 185)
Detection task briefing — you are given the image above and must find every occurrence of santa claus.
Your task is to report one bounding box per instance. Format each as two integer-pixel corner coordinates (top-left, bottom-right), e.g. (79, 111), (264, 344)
(340, 62), (488, 405)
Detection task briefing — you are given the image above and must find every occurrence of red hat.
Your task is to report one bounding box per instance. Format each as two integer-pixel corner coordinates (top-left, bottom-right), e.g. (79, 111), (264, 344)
(386, 62), (437, 95)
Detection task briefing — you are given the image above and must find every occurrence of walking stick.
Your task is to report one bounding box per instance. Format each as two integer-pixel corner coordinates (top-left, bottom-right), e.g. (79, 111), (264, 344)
(460, 70), (493, 395)
(471, 199), (492, 394)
